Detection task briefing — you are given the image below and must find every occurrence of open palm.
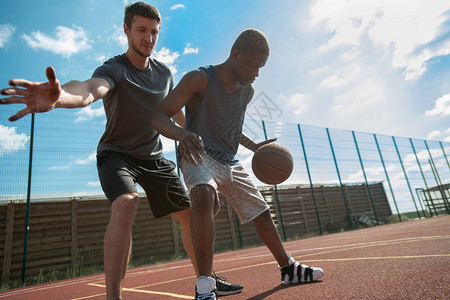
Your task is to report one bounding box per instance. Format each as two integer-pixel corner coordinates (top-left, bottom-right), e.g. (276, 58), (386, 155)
(0, 67), (61, 121)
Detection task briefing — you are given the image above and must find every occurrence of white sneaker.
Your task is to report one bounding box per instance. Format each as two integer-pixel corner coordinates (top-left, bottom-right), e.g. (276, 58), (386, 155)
(195, 276), (217, 300)
(280, 255), (324, 284)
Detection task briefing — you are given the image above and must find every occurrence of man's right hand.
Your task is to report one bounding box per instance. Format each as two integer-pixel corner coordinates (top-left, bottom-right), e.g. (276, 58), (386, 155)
(0, 66), (61, 121)
(178, 131), (206, 166)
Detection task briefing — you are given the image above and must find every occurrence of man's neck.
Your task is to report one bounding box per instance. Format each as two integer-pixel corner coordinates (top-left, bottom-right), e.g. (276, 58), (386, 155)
(126, 50), (150, 70)
(214, 62), (242, 93)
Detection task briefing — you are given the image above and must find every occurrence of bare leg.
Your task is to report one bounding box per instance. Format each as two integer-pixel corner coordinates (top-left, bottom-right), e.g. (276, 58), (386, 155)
(190, 185), (216, 277)
(252, 210), (289, 266)
(171, 208), (199, 276)
(104, 193), (139, 300)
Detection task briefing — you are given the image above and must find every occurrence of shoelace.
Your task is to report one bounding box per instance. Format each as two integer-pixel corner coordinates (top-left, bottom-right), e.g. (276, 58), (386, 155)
(212, 272), (227, 283)
(197, 291), (216, 300)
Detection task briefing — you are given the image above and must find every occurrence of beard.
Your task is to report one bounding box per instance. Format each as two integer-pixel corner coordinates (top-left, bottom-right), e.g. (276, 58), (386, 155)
(130, 36), (152, 58)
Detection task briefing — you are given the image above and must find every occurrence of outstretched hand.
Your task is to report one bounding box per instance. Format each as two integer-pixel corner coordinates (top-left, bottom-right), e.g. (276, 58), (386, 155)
(254, 137), (277, 150)
(0, 66), (61, 121)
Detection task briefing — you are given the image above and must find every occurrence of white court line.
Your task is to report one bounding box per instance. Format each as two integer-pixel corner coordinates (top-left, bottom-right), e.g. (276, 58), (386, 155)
(1, 234), (448, 298)
(211, 235), (450, 264)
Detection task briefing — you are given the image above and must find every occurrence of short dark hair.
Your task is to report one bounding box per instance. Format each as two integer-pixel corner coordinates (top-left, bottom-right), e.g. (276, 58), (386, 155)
(231, 29), (270, 56)
(124, 1), (161, 29)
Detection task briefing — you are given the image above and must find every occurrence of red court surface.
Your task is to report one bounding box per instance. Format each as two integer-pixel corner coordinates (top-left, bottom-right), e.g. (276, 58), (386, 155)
(1, 215), (449, 299)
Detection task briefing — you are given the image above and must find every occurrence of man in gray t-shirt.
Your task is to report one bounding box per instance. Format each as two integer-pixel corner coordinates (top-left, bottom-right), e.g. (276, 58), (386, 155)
(92, 53), (173, 159)
(0, 2), (242, 299)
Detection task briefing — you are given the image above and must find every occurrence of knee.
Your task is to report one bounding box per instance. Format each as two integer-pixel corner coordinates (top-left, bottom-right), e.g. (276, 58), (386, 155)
(171, 208), (191, 227)
(253, 209), (273, 225)
(190, 184), (216, 211)
(110, 193), (139, 223)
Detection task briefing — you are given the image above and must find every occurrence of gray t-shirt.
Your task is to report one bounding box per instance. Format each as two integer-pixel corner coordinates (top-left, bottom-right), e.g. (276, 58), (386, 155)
(92, 54), (173, 159)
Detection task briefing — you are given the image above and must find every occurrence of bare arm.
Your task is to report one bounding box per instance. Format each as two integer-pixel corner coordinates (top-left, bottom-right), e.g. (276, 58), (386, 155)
(0, 66), (109, 121)
(151, 70), (207, 165)
(171, 109), (185, 128)
(57, 78), (110, 108)
(240, 133), (277, 152)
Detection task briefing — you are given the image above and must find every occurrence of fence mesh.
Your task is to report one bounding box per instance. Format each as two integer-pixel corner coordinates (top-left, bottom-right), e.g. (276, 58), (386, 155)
(1, 105), (449, 215)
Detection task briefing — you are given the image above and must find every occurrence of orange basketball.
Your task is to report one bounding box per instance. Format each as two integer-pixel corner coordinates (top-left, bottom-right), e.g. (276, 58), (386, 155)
(251, 144), (294, 185)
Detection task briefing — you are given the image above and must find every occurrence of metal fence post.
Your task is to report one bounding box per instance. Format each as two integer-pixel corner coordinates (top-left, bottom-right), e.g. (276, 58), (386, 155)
(352, 131), (379, 225)
(439, 141), (449, 170)
(424, 141), (449, 210)
(235, 214), (243, 248)
(409, 138), (429, 217)
(174, 140), (181, 177)
(326, 128), (354, 229)
(374, 134), (401, 222)
(297, 124), (323, 235)
(392, 136), (421, 219)
(428, 159), (450, 214)
(261, 120), (287, 241)
(22, 113), (35, 287)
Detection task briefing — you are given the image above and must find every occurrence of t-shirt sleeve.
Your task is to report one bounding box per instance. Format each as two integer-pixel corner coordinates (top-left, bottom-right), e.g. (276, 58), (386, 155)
(91, 60), (122, 92)
(169, 70), (175, 91)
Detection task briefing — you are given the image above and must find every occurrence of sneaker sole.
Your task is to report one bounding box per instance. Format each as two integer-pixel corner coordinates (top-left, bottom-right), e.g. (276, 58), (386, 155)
(282, 270), (324, 284)
(217, 288), (243, 296)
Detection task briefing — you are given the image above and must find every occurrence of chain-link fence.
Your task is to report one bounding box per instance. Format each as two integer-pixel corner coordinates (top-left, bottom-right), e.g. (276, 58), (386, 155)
(1, 99), (449, 215)
(1, 96), (449, 286)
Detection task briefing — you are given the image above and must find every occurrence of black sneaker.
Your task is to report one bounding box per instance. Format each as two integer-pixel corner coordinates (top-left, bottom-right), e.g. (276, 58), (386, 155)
(195, 276), (217, 300)
(280, 255), (324, 284)
(213, 272), (243, 296)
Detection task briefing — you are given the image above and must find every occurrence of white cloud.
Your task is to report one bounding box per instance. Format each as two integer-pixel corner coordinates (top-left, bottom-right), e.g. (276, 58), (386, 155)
(22, 25), (91, 58)
(0, 24), (15, 47)
(427, 130), (441, 140)
(49, 165), (70, 170)
(0, 125), (29, 157)
(332, 78), (384, 116)
(183, 43), (199, 55)
(160, 136), (176, 153)
(309, 0), (450, 81)
(424, 93), (450, 118)
(278, 93), (311, 115)
(95, 54), (107, 63)
(347, 166), (386, 182)
(427, 128), (450, 142)
(76, 151), (97, 165)
(74, 105), (105, 123)
(322, 75), (346, 88)
(111, 24), (128, 50)
(87, 181), (101, 187)
(152, 47), (180, 74)
(170, 4), (185, 10)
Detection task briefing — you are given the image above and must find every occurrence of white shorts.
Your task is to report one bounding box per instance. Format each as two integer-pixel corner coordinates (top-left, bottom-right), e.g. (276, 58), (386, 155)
(180, 155), (269, 224)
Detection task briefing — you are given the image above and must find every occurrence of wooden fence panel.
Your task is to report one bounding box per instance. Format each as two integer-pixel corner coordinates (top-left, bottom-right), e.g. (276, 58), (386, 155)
(0, 183), (392, 285)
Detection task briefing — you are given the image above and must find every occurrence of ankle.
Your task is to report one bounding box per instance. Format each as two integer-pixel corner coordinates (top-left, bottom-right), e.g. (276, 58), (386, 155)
(196, 276), (216, 294)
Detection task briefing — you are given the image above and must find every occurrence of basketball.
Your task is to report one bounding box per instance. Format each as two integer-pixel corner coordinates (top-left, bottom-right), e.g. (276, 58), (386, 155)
(252, 143), (294, 185)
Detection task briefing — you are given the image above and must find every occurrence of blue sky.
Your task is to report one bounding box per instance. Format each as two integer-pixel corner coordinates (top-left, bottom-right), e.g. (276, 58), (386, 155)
(0, 1), (449, 212)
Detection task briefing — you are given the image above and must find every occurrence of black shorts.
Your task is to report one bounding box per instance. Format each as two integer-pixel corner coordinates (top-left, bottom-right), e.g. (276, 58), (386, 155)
(97, 150), (191, 218)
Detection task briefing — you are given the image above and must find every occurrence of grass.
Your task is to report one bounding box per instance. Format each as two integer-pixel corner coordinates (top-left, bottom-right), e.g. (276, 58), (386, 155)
(386, 210), (432, 224)
(0, 263), (104, 292)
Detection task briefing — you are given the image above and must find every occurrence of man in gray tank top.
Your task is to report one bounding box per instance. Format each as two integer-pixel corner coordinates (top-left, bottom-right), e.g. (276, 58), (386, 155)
(152, 29), (324, 300)
(1, 2), (241, 299)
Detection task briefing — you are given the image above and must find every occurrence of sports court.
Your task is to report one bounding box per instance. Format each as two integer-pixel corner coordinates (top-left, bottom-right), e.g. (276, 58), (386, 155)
(1, 215), (448, 299)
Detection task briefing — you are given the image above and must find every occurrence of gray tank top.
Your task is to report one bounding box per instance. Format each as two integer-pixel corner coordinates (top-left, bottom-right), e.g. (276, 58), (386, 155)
(185, 65), (252, 165)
